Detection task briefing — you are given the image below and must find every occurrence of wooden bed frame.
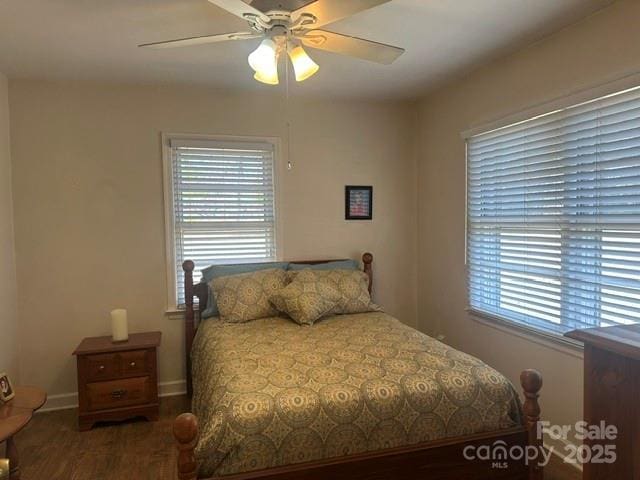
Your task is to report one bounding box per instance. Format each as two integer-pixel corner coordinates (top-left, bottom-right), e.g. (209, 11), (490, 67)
(174, 253), (544, 480)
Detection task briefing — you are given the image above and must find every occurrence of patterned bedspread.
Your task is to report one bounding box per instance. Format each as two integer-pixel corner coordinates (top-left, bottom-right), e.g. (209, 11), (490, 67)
(191, 312), (522, 477)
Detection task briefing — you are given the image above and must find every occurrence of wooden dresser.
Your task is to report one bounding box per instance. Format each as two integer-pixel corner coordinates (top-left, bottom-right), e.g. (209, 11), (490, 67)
(73, 331), (161, 431)
(565, 324), (640, 480)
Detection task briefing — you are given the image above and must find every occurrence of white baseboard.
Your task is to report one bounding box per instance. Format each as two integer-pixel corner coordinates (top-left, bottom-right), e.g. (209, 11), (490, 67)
(157, 379), (188, 398)
(544, 438), (583, 473)
(40, 391), (79, 412)
(38, 379), (187, 413)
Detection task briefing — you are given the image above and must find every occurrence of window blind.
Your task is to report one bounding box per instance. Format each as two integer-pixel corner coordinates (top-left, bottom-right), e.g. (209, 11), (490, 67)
(467, 86), (640, 335)
(170, 138), (277, 305)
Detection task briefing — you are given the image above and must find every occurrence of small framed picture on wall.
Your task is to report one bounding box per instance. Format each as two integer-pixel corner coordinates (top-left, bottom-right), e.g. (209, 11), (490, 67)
(345, 185), (373, 220)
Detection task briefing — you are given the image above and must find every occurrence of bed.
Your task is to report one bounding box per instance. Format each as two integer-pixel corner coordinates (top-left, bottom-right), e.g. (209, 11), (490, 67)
(174, 254), (544, 480)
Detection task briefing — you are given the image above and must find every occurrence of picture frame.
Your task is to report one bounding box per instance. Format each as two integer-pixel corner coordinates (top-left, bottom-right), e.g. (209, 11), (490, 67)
(345, 185), (373, 220)
(0, 372), (15, 402)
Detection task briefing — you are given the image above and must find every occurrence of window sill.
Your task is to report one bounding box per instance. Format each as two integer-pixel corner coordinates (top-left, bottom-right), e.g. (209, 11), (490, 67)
(467, 308), (584, 359)
(165, 308), (184, 320)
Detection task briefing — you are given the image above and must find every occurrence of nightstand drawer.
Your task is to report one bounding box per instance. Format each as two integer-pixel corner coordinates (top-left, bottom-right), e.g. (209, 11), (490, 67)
(83, 353), (120, 382)
(120, 350), (149, 377)
(85, 376), (152, 412)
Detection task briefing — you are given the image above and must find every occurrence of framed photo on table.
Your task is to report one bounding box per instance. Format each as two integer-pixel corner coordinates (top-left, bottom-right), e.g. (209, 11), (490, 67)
(345, 186), (373, 220)
(0, 372), (14, 402)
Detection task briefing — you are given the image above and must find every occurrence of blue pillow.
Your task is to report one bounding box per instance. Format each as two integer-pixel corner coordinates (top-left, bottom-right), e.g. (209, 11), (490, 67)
(288, 259), (359, 271)
(199, 261), (289, 319)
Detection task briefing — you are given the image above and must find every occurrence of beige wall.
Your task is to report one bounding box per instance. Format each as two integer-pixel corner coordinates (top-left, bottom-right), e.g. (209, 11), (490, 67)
(8, 80), (417, 399)
(7, 0), (637, 430)
(416, 0), (640, 450)
(0, 72), (18, 380)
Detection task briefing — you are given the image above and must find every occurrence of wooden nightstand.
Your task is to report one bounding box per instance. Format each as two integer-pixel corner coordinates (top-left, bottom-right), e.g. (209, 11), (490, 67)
(72, 331), (161, 431)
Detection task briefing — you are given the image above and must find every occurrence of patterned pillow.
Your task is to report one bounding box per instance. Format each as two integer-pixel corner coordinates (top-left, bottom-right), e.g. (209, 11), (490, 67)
(212, 269), (288, 323)
(270, 274), (342, 325)
(287, 269), (380, 315)
(200, 261), (289, 319)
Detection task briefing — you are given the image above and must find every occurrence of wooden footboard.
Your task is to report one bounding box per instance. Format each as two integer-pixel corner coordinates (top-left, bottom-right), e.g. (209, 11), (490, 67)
(174, 370), (544, 480)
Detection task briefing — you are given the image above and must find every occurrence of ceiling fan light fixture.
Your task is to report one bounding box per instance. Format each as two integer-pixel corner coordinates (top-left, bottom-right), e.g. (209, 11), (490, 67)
(253, 70), (279, 85)
(248, 38), (279, 85)
(287, 43), (319, 82)
(141, 0), (406, 86)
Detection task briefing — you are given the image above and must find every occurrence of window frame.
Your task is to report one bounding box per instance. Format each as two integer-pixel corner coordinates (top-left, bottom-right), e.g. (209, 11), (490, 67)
(162, 133), (284, 312)
(463, 72), (640, 341)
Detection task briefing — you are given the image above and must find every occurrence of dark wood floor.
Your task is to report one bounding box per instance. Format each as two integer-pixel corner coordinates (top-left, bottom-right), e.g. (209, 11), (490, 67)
(7, 395), (580, 480)
(13, 395), (190, 480)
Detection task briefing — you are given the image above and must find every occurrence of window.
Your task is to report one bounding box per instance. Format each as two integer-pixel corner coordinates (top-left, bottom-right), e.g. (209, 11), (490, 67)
(164, 135), (278, 307)
(467, 86), (640, 335)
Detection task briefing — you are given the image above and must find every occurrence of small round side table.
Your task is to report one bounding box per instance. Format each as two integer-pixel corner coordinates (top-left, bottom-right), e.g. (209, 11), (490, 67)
(0, 386), (47, 480)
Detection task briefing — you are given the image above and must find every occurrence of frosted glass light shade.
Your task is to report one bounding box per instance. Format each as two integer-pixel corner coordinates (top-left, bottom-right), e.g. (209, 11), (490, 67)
(254, 70), (279, 85)
(288, 45), (319, 82)
(248, 39), (279, 85)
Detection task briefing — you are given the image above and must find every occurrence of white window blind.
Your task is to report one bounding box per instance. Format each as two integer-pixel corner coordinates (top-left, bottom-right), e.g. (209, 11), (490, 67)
(467, 86), (640, 335)
(169, 138), (277, 305)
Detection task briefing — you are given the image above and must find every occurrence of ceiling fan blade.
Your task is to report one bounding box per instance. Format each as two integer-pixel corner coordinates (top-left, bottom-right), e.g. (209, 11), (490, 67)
(139, 32), (260, 49)
(292, 0), (392, 28)
(207, 0), (270, 23)
(299, 30), (404, 64)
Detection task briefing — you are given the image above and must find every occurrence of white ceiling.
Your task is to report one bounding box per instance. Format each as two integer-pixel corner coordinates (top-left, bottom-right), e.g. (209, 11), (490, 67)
(0, 0), (614, 100)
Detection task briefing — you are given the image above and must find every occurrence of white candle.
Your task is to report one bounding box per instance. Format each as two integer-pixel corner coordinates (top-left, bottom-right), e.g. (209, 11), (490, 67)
(111, 309), (129, 342)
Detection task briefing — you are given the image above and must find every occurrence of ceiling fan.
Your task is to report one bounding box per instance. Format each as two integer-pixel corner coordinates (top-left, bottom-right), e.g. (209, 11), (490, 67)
(139, 0), (405, 85)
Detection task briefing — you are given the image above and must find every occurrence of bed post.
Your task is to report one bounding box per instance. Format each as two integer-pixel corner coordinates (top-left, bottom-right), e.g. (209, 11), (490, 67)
(183, 260), (196, 398)
(362, 252), (373, 294)
(174, 413), (198, 480)
(520, 369), (543, 480)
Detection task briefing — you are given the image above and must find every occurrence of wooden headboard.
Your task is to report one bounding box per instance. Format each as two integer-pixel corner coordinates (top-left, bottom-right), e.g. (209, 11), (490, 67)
(181, 253), (373, 396)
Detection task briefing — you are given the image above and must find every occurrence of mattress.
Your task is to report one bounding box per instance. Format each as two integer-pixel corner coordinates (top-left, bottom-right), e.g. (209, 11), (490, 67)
(191, 312), (522, 477)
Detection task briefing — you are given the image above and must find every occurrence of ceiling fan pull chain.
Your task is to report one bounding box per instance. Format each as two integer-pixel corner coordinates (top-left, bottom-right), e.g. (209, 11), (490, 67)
(285, 53), (293, 171)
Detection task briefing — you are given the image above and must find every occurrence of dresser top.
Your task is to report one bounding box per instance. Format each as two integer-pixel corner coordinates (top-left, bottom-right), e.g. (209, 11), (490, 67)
(565, 324), (640, 360)
(73, 331), (161, 355)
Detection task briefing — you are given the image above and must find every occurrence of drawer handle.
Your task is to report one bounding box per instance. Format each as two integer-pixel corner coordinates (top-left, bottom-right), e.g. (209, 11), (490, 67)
(129, 362), (136, 367)
(111, 389), (127, 399)
(98, 365), (105, 371)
